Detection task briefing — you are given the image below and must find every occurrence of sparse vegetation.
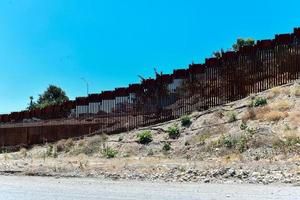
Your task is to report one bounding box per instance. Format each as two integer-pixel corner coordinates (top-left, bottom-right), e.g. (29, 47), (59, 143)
(293, 86), (300, 97)
(118, 136), (123, 142)
(273, 131), (300, 152)
(264, 111), (287, 121)
(227, 111), (237, 122)
(162, 142), (171, 152)
(181, 115), (192, 127)
(240, 122), (248, 130)
(102, 147), (118, 158)
(137, 131), (153, 144)
(251, 97), (268, 107)
(184, 141), (190, 146)
(147, 149), (154, 156)
(20, 148), (27, 159)
(52, 146), (58, 158)
(69, 135), (108, 156)
(167, 125), (180, 139)
(271, 99), (293, 111)
(267, 87), (281, 99)
(3, 82), (300, 184)
(56, 138), (75, 153)
(197, 133), (211, 145)
(46, 144), (54, 157)
(216, 128), (255, 153)
(217, 134), (236, 149)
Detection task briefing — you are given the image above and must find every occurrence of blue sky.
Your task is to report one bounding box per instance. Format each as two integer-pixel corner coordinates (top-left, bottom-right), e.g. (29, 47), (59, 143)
(0, 0), (299, 114)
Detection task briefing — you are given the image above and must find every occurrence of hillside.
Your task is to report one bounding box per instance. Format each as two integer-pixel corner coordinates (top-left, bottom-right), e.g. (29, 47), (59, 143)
(1, 81), (300, 185)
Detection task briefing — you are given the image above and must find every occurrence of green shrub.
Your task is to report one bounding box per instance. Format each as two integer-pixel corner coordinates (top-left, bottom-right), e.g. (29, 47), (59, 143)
(218, 134), (237, 148)
(240, 123), (248, 130)
(102, 147), (118, 158)
(162, 142), (171, 152)
(236, 135), (248, 153)
(217, 132), (253, 153)
(181, 115), (192, 127)
(246, 127), (255, 136)
(227, 111), (237, 123)
(252, 97), (267, 107)
(167, 125), (180, 139)
(137, 131), (153, 144)
(46, 144), (53, 157)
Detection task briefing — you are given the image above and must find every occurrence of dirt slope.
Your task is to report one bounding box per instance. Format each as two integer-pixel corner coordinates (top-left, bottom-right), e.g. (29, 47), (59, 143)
(1, 81), (300, 184)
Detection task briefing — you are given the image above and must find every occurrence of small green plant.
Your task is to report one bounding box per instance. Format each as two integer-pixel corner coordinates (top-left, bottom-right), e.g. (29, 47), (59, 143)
(217, 134), (251, 153)
(198, 133), (211, 144)
(236, 135), (248, 153)
(46, 144), (53, 157)
(217, 134), (236, 148)
(147, 149), (154, 156)
(181, 115), (192, 127)
(118, 136), (123, 142)
(227, 111), (237, 123)
(102, 147), (118, 158)
(167, 125), (180, 139)
(162, 142), (171, 152)
(240, 123), (248, 130)
(251, 97), (268, 107)
(137, 131), (153, 144)
(246, 127), (255, 136)
(284, 124), (291, 131)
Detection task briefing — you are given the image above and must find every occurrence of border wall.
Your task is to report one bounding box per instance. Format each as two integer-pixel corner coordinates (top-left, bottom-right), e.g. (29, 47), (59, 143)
(1, 27), (300, 147)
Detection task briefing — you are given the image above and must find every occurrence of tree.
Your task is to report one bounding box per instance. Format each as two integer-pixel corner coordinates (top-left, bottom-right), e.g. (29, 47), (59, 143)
(213, 38), (255, 58)
(213, 48), (225, 58)
(27, 96), (37, 110)
(232, 38), (255, 51)
(28, 85), (69, 110)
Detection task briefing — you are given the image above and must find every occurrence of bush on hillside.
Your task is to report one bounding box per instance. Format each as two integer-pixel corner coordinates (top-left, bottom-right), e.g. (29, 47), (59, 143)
(167, 125), (180, 139)
(181, 115), (192, 127)
(137, 131), (153, 144)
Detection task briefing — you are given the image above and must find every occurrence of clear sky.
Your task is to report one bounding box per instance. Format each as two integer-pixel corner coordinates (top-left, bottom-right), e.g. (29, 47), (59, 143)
(0, 0), (299, 114)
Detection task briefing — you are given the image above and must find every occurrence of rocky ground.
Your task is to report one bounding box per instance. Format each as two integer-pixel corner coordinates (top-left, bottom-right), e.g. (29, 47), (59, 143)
(1, 81), (300, 185)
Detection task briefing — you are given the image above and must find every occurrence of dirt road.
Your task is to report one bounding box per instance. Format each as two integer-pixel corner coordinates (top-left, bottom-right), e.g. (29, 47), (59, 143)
(0, 176), (299, 200)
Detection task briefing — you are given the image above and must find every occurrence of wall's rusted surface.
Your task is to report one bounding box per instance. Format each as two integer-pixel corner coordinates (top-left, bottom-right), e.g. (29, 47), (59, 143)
(0, 124), (102, 147)
(1, 28), (300, 147)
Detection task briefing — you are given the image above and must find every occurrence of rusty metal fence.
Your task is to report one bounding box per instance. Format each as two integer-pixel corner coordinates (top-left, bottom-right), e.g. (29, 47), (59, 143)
(1, 27), (300, 147)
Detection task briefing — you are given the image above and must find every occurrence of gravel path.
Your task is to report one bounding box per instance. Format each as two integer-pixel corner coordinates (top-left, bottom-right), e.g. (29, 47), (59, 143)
(0, 176), (299, 200)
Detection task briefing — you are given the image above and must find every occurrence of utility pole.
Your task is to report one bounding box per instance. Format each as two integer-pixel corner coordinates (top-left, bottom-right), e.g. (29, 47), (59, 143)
(81, 77), (90, 115)
(81, 77), (89, 96)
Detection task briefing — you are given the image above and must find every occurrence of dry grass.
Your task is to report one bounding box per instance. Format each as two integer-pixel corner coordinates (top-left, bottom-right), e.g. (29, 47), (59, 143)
(221, 153), (244, 164)
(77, 153), (89, 170)
(56, 138), (75, 152)
(19, 148), (27, 159)
(267, 87), (281, 99)
(242, 106), (271, 122)
(271, 99), (293, 111)
(293, 86), (300, 97)
(288, 111), (300, 125)
(281, 130), (300, 142)
(281, 87), (291, 96)
(69, 135), (108, 156)
(273, 130), (300, 152)
(263, 111), (288, 121)
(243, 104), (288, 122)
